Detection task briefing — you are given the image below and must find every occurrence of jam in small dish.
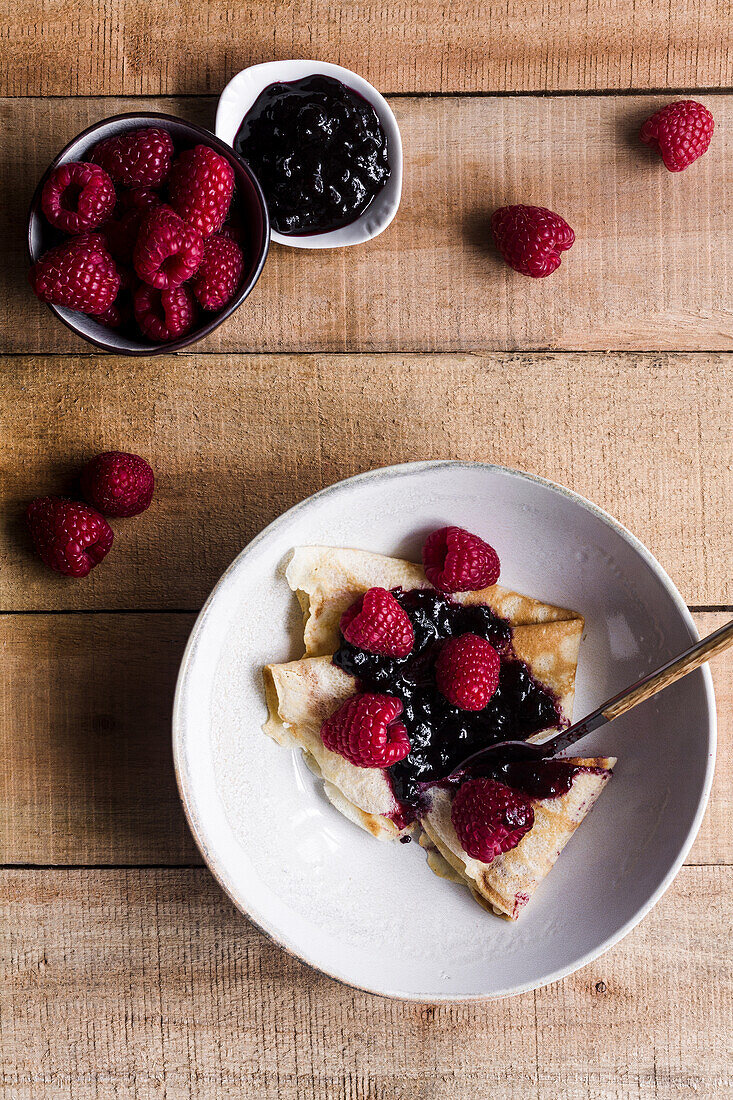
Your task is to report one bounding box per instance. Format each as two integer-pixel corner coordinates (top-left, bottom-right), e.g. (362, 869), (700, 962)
(235, 75), (391, 235)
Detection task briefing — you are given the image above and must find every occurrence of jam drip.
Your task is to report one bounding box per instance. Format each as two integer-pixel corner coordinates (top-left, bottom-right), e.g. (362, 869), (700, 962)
(332, 590), (562, 812)
(235, 75), (391, 235)
(488, 760), (604, 800)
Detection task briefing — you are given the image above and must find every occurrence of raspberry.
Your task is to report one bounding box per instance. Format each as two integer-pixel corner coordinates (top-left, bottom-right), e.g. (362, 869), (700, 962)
(41, 161), (115, 234)
(103, 189), (162, 264)
(90, 126), (174, 186)
(133, 283), (196, 342)
(340, 587), (414, 658)
(423, 526), (500, 593)
(191, 234), (245, 310)
(169, 145), (234, 237)
(117, 186), (161, 215)
(451, 777), (534, 863)
(640, 100), (715, 172)
(491, 205), (575, 278)
(219, 221), (243, 243)
(321, 693), (411, 769)
(435, 633), (500, 711)
(133, 205), (203, 289)
(115, 265), (137, 294)
(29, 234), (120, 315)
(96, 302), (124, 329)
(102, 210), (143, 265)
(26, 497), (113, 578)
(81, 451), (154, 517)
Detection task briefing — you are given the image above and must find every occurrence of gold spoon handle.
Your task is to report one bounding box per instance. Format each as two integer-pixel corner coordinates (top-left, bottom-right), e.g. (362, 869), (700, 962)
(601, 619), (733, 722)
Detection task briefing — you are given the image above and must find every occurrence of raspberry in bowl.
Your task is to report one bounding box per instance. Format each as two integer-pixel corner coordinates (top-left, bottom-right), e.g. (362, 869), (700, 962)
(27, 112), (269, 355)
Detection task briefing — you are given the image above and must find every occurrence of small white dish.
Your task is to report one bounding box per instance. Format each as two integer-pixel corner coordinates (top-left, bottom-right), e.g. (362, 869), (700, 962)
(173, 462), (716, 1000)
(215, 60), (403, 249)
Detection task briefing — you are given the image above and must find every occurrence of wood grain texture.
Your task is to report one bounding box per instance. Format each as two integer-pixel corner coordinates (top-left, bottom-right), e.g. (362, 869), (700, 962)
(2, 353), (731, 609)
(0, 865), (731, 1098)
(0, 614), (199, 865)
(0, 611), (728, 866)
(2, 0), (733, 96)
(4, 95), (733, 354)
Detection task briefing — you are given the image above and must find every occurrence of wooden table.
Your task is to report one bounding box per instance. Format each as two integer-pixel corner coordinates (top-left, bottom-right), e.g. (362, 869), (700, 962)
(2, 5), (732, 1096)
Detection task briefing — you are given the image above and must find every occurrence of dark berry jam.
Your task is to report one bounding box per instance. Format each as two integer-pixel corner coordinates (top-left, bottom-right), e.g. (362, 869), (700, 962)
(488, 760), (602, 800)
(332, 589), (562, 815)
(234, 75), (391, 235)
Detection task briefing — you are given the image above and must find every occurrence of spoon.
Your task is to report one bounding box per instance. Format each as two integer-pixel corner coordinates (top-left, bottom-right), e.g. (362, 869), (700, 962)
(454, 618), (733, 771)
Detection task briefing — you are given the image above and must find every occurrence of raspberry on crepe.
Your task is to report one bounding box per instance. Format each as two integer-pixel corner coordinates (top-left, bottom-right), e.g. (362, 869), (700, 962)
(321, 693), (411, 769)
(435, 633), (500, 711)
(451, 777), (534, 863)
(423, 526), (500, 593)
(340, 587), (414, 657)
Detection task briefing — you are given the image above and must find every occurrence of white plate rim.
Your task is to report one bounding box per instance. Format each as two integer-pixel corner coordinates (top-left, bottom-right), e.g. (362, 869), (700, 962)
(172, 460), (717, 1000)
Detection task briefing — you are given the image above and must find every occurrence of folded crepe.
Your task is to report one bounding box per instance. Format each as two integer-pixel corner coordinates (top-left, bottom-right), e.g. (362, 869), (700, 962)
(286, 545), (579, 658)
(265, 546), (584, 829)
(262, 545), (612, 919)
(420, 758), (615, 920)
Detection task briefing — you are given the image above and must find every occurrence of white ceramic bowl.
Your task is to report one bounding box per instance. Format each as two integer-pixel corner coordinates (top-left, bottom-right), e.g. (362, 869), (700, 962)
(215, 60), (403, 248)
(173, 462), (715, 1000)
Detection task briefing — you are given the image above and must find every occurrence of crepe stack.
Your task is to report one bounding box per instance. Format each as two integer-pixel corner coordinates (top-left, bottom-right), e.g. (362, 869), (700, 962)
(263, 546), (614, 918)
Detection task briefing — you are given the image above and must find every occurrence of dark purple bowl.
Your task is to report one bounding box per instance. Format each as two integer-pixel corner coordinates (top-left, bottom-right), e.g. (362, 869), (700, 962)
(27, 112), (270, 355)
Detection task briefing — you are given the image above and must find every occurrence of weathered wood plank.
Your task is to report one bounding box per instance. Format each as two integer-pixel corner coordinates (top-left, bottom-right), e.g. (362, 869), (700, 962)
(2, 0), (732, 97)
(0, 613), (199, 865)
(0, 866), (730, 1098)
(533, 866), (733, 1099)
(0, 611), (728, 866)
(4, 95), (733, 354)
(2, 353), (730, 609)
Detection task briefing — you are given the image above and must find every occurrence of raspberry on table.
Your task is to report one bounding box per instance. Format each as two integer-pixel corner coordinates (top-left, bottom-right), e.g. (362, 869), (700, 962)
(133, 205), (204, 289)
(423, 526), (500, 593)
(340, 587), (415, 658)
(26, 497), (114, 578)
(321, 693), (411, 769)
(29, 233), (120, 315)
(81, 451), (154, 517)
(134, 283), (196, 342)
(640, 100), (715, 172)
(192, 234), (245, 310)
(435, 633), (500, 711)
(169, 144), (235, 237)
(491, 204), (575, 278)
(41, 161), (116, 234)
(90, 126), (174, 186)
(451, 777), (535, 863)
